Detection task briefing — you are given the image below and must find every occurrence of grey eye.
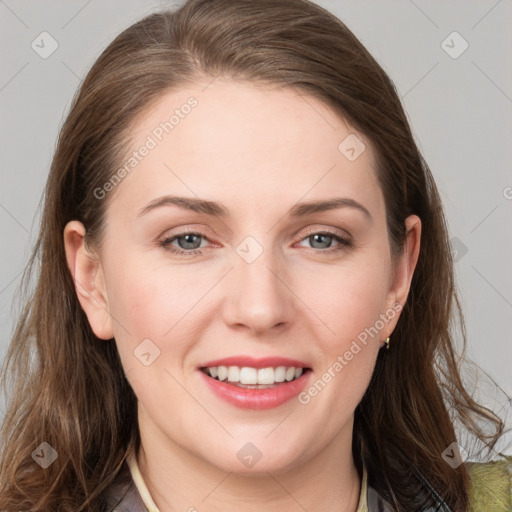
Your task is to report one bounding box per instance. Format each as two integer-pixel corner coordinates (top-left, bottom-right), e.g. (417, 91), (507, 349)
(307, 233), (335, 249)
(175, 233), (204, 250)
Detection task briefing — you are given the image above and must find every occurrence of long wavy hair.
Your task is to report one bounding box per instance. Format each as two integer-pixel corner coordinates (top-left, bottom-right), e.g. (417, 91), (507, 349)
(0, 0), (509, 510)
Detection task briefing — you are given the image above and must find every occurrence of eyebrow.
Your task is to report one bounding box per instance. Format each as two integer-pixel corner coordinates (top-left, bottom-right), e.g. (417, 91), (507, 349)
(138, 195), (373, 222)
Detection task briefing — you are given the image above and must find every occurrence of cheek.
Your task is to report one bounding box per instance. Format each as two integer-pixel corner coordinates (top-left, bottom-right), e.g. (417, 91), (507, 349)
(297, 258), (390, 346)
(104, 256), (205, 393)
(104, 253), (216, 341)
(300, 267), (386, 413)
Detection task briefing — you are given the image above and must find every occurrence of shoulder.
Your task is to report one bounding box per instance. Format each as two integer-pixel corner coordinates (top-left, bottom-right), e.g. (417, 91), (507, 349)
(103, 460), (149, 512)
(466, 455), (512, 512)
(101, 455), (512, 512)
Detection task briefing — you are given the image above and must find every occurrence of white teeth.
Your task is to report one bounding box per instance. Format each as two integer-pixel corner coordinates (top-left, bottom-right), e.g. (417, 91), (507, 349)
(285, 367), (295, 381)
(217, 366), (228, 381)
(257, 367), (275, 385)
(227, 366), (240, 382)
(274, 366), (286, 383)
(204, 365), (306, 385)
(240, 367), (258, 385)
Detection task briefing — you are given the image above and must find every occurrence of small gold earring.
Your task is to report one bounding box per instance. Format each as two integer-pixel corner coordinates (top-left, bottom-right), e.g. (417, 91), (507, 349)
(383, 337), (390, 350)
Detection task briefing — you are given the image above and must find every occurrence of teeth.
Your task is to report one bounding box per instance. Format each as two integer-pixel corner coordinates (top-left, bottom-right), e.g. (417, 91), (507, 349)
(217, 366), (228, 381)
(204, 365), (305, 385)
(285, 367), (295, 381)
(257, 367), (274, 385)
(227, 366), (240, 382)
(274, 366), (286, 383)
(240, 367), (258, 384)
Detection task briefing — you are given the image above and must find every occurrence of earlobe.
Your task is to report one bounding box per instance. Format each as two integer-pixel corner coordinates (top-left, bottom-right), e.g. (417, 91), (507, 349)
(63, 220), (114, 340)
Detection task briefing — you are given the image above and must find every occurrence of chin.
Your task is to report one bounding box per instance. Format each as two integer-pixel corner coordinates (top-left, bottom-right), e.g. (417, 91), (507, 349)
(200, 441), (308, 477)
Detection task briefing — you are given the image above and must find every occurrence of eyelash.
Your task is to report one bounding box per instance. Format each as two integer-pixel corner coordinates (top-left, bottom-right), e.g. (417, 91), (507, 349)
(158, 228), (353, 256)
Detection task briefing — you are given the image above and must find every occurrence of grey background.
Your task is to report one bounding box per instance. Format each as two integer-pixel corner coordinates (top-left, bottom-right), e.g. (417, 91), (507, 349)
(1, 1), (511, 451)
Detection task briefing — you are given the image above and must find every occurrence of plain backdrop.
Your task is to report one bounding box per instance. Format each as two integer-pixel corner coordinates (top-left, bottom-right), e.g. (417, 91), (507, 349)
(1, 0), (511, 454)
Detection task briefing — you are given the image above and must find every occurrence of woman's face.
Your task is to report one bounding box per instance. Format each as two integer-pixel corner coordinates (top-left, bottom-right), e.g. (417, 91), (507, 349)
(66, 79), (420, 475)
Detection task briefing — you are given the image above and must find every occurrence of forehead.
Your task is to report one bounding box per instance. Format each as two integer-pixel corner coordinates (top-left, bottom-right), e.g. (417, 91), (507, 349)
(108, 79), (382, 220)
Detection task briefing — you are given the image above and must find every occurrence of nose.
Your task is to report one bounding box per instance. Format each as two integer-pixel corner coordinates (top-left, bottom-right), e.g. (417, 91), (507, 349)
(222, 241), (294, 336)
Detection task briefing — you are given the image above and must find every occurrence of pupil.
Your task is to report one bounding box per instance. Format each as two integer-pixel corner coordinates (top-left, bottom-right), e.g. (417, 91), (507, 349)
(179, 234), (201, 250)
(311, 234), (331, 249)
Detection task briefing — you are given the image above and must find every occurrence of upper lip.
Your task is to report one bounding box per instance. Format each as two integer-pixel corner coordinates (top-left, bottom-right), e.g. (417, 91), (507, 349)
(199, 356), (311, 369)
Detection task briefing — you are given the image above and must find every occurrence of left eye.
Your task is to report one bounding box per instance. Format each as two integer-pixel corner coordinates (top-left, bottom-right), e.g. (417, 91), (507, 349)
(160, 232), (207, 253)
(159, 230), (352, 255)
(297, 231), (352, 251)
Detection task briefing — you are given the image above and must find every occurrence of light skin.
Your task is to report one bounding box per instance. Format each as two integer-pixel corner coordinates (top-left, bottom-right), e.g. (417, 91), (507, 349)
(64, 79), (421, 511)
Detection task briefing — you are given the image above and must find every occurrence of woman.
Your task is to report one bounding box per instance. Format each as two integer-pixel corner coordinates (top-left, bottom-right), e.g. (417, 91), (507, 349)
(0, 0), (510, 510)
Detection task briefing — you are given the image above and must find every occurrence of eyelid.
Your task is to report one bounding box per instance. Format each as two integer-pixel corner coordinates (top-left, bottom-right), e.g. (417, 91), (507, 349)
(160, 225), (213, 240)
(299, 225), (352, 241)
(294, 227), (354, 253)
(157, 226), (217, 254)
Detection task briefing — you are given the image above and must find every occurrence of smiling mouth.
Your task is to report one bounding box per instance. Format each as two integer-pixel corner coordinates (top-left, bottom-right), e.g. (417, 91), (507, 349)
(200, 365), (312, 389)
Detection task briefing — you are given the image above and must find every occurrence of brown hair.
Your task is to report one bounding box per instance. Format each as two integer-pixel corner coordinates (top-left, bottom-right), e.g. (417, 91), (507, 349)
(0, 0), (509, 510)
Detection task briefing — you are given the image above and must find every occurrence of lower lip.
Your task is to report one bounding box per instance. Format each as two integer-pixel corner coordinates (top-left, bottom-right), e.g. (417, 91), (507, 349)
(199, 370), (311, 410)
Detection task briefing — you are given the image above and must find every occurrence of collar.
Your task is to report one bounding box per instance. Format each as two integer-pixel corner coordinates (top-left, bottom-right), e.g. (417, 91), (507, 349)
(126, 452), (160, 511)
(123, 452), (371, 511)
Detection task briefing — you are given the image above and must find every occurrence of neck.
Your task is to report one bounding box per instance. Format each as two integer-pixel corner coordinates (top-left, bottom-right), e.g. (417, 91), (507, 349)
(136, 410), (362, 512)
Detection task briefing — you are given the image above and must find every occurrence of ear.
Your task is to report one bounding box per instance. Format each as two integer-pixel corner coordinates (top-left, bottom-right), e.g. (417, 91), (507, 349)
(381, 214), (421, 337)
(63, 220), (114, 340)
